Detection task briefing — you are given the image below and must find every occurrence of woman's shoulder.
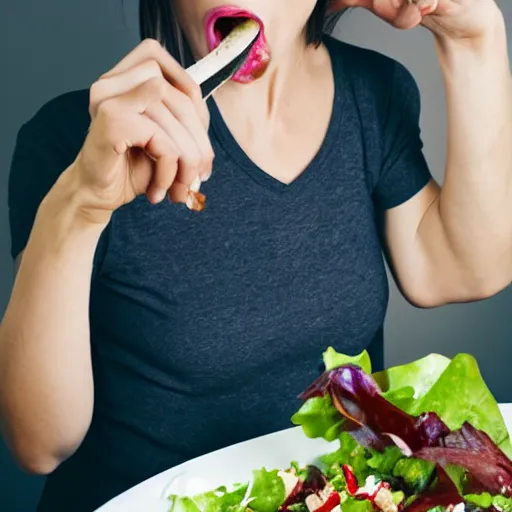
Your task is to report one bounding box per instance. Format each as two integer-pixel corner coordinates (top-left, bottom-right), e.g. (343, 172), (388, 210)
(323, 35), (417, 94)
(29, 89), (90, 123)
(19, 89), (91, 155)
(9, 90), (91, 259)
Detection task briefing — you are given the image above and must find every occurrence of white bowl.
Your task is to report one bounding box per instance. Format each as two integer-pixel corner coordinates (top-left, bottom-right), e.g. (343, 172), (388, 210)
(96, 403), (512, 512)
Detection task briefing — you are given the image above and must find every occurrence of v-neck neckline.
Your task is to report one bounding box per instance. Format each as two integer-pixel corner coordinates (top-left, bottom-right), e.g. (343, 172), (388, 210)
(207, 36), (345, 195)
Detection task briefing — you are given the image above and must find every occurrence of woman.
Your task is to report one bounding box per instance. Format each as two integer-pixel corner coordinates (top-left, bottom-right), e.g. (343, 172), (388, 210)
(1, 0), (510, 510)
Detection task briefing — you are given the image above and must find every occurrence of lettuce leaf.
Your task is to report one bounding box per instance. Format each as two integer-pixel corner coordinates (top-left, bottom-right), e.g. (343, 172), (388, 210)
(167, 469), (284, 512)
(414, 422), (512, 497)
(465, 492), (512, 511)
(492, 495), (512, 511)
(168, 483), (248, 512)
(340, 497), (373, 512)
(323, 347), (372, 374)
(321, 432), (370, 484)
(381, 353), (512, 458)
(392, 458), (435, 493)
(246, 468), (286, 512)
(366, 446), (403, 476)
(292, 349), (374, 441)
(401, 466), (463, 512)
(168, 496), (202, 512)
(295, 348), (512, 459)
(291, 395), (343, 441)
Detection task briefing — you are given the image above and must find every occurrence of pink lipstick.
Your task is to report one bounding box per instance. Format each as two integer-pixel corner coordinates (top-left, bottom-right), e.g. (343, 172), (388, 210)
(204, 5), (271, 83)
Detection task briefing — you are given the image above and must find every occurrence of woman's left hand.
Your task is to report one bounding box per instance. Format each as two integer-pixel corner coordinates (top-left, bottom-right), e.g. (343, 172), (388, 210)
(330, 0), (503, 43)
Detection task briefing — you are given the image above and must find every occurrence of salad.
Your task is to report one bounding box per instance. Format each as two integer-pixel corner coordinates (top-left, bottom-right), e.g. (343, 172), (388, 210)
(168, 349), (512, 512)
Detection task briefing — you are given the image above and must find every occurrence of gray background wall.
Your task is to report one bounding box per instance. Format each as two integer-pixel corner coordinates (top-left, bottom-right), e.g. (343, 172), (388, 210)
(2, 1), (511, 510)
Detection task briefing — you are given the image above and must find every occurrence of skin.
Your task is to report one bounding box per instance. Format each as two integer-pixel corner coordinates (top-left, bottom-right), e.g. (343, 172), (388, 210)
(334, 0), (512, 306)
(0, 0), (510, 475)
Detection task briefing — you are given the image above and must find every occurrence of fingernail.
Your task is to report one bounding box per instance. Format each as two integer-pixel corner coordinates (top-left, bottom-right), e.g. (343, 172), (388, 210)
(154, 189), (167, 203)
(201, 169), (212, 182)
(417, 0), (437, 16)
(189, 176), (202, 193)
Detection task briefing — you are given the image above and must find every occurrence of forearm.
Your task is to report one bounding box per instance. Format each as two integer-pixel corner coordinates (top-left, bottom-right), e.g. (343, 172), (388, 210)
(0, 167), (107, 473)
(420, 17), (512, 294)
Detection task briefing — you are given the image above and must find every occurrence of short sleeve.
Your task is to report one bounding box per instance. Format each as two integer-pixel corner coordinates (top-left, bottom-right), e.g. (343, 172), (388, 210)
(9, 120), (70, 259)
(373, 61), (432, 210)
(8, 91), (90, 259)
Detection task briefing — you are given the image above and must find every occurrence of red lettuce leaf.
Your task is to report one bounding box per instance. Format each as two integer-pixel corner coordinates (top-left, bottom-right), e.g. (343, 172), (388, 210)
(300, 365), (450, 452)
(279, 466), (327, 511)
(415, 423), (512, 497)
(300, 365), (512, 498)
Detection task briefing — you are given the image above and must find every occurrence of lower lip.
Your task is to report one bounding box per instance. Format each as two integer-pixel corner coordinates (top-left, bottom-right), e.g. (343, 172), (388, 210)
(204, 6), (271, 84)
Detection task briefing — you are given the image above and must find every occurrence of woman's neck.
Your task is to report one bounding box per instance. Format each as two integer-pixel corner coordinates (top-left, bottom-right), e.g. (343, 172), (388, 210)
(213, 35), (321, 122)
(205, 37), (335, 186)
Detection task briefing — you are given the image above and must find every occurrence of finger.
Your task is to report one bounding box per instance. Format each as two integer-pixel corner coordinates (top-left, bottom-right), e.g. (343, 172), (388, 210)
(411, 0), (438, 17)
(337, 0), (421, 28)
(161, 85), (214, 181)
(121, 119), (178, 201)
(100, 76), (167, 118)
(90, 59), (163, 118)
(93, 81), (179, 195)
(145, 142), (179, 204)
(334, 0), (399, 21)
(167, 180), (190, 204)
(102, 38), (209, 128)
(392, 0), (422, 29)
(144, 101), (203, 187)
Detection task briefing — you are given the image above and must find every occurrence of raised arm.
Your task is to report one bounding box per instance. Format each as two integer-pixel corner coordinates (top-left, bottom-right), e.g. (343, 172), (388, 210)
(0, 39), (212, 474)
(384, 4), (512, 307)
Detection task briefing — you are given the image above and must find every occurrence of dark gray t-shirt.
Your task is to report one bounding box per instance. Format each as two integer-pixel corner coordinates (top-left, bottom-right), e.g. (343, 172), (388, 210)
(8, 36), (431, 511)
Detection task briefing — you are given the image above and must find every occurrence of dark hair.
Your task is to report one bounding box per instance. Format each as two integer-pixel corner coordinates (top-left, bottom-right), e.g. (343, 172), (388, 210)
(139, 0), (345, 66)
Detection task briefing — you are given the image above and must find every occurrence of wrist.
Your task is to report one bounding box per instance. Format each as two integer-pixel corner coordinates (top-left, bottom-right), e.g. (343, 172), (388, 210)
(36, 168), (110, 246)
(433, 13), (507, 69)
(40, 165), (113, 229)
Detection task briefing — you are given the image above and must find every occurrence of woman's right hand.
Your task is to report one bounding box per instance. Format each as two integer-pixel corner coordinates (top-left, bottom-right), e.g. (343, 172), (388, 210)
(69, 38), (214, 222)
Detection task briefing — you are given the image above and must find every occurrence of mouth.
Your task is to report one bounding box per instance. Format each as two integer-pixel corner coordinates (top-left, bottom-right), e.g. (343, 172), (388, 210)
(204, 6), (271, 83)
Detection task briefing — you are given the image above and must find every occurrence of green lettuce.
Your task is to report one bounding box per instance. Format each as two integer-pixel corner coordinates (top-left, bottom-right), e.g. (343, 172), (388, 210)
(168, 483), (248, 512)
(465, 493), (512, 511)
(374, 353), (450, 411)
(492, 495), (512, 511)
(321, 432), (370, 484)
(323, 347), (372, 374)
(293, 347), (512, 459)
(167, 469), (285, 512)
(291, 395), (343, 441)
(341, 496), (373, 512)
(366, 446), (403, 476)
(392, 458), (435, 493)
(377, 353), (512, 458)
(246, 468), (285, 512)
(290, 348), (372, 439)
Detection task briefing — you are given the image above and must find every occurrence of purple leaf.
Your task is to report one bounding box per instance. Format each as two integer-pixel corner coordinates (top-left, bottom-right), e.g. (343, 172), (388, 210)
(280, 466), (327, 510)
(300, 365), (512, 497)
(300, 365), (449, 452)
(415, 423), (512, 497)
